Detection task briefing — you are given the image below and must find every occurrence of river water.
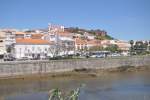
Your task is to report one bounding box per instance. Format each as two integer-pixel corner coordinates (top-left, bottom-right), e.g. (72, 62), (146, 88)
(0, 71), (150, 100)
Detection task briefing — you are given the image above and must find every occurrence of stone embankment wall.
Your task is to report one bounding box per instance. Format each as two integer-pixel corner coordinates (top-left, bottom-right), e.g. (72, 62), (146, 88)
(0, 56), (150, 78)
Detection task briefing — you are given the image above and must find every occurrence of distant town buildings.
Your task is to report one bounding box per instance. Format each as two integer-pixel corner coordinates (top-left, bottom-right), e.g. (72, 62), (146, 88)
(1, 23), (147, 60)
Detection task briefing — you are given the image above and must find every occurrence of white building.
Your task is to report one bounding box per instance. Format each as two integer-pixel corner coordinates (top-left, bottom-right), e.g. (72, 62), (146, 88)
(12, 38), (53, 59)
(4, 31), (16, 46)
(115, 40), (131, 56)
(48, 23), (65, 32)
(115, 40), (131, 51)
(15, 31), (32, 39)
(0, 31), (6, 56)
(84, 32), (95, 40)
(42, 24), (75, 56)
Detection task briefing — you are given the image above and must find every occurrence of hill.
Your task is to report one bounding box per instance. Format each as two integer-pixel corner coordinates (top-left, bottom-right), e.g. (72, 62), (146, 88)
(65, 27), (114, 40)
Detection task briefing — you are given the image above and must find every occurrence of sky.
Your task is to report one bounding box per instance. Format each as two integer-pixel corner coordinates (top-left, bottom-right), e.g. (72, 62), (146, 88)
(0, 0), (150, 40)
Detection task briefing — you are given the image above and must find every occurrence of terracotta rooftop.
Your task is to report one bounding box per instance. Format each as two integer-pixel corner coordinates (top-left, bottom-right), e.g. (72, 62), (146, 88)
(15, 32), (26, 35)
(16, 38), (52, 45)
(87, 39), (101, 46)
(58, 31), (71, 37)
(75, 38), (87, 45)
(31, 34), (44, 39)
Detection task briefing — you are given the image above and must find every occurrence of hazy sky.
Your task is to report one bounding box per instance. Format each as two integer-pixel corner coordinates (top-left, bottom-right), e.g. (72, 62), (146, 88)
(0, 0), (150, 40)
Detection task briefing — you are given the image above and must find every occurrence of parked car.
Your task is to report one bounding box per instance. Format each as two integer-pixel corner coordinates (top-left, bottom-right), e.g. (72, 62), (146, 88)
(16, 57), (29, 61)
(90, 54), (105, 58)
(89, 52), (105, 58)
(4, 54), (15, 61)
(110, 53), (121, 57)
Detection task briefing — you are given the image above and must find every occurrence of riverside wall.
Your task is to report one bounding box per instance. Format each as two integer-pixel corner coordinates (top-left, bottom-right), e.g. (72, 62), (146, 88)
(0, 56), (150, 78)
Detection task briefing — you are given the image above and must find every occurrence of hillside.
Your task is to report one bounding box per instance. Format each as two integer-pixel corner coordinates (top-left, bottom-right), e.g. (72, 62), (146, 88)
(65, 27), (114, 40)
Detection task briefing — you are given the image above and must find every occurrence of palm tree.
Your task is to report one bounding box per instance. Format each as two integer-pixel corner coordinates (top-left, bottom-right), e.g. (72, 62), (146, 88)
(129, 40), (134, 47)
(144, 41), (148, 51)
(6, 45), (12, 53)
(129, 40), (134, 55)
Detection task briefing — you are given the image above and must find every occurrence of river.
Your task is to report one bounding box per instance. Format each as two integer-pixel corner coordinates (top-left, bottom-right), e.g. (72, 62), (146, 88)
(0, 71), (150, 100)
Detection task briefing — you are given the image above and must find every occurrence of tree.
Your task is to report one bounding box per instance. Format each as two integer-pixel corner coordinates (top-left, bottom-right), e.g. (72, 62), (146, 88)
(130, 40), (134, 45)
(105, 44), (119, 53)
(61, 41), (74, 57)
(95, 34), (113, 40)
(144, 41), (148, 51)
(6, 46), (11, 53)
(89, 46), (104, 51)
(48, 45), (61, 58)
(49, 40), (75, 58)
(129, 40), (134, 55)
(134, 41), (146, 55)
(66, 27), (79, 33)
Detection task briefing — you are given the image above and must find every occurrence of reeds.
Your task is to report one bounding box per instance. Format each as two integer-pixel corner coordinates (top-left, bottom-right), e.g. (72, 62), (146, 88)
(48, 88), (80, 100)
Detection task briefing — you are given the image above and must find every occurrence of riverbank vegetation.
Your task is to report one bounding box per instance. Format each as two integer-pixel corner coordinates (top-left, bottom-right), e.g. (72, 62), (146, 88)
(49, 88), (80, 100)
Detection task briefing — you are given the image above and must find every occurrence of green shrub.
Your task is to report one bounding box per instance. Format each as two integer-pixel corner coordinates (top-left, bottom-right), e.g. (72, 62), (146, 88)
(48, 88), (80, 100)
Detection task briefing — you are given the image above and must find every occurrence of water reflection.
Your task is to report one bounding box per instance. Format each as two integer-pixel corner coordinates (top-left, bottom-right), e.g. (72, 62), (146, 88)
(0, 71), (150, 100)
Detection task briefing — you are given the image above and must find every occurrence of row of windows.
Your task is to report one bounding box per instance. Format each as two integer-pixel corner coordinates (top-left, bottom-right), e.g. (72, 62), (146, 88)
(24, 47), (49, 51)
(24, 53), (47, 57)
(77, 45), (88, 50)
(17, 47), (50, 53)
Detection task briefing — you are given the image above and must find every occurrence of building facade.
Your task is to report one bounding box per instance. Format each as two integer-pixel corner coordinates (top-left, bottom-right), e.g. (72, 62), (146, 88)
(13, 38), (53, 59)
(5, 31), (16, 46)
(43, 24), (75, 56)
(0, 31), (6, 57)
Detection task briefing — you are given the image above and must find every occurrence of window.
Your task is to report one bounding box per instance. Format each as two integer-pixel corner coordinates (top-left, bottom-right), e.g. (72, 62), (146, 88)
(25, 46), (27, 51)
(38, 47), (41, 52)
(32, 47), (35, 51)
(28, 49), (30, 53)
(45, 53), (47, 56)
(45, 48), (47, 51)
(25, 53), (28, 56)
(0, 40), (3, 42)
(77, 45), (80, 50)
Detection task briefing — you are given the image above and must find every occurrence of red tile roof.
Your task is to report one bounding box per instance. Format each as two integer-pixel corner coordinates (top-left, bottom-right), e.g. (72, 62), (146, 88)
(87, 39), (100, 45)
(15, 32), (26, 35)
(57, 31), (70, 37)
(16, 38), (52, 45)
(75, 38), (87, 45)
(31, 34), (44, 39)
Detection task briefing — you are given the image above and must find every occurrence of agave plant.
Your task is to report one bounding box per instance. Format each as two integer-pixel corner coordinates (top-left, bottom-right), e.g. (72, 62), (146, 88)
(67, 88), (80, 100)
(48, 88), (80, 100)
(49, 88), (63, 100)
